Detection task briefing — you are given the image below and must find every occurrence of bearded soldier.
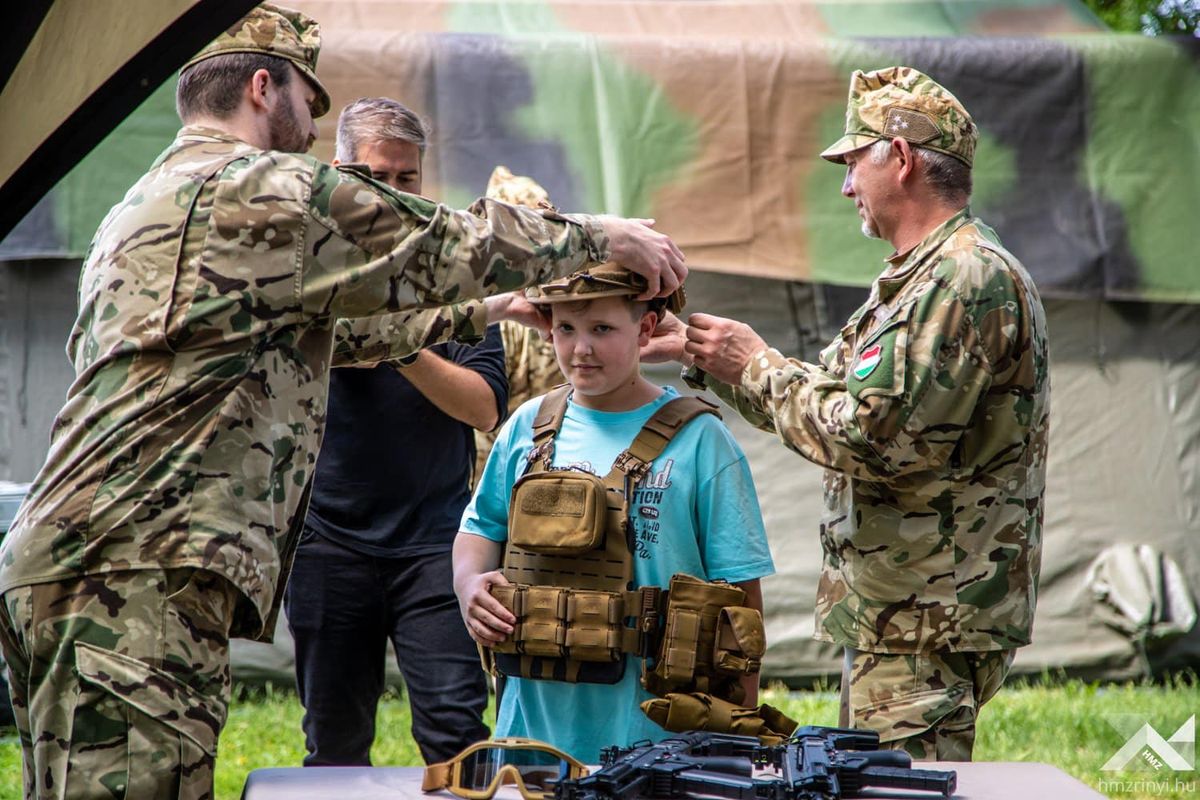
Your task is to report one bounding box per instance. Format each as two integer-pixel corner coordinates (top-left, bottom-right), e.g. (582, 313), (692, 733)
(0, 4), (683, 798)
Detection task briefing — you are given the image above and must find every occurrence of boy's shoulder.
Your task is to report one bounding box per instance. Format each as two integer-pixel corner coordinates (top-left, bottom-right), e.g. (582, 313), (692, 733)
(676, 400), (739, 450)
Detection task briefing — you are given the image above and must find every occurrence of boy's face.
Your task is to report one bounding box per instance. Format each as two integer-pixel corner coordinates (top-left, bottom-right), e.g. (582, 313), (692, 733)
(549, 296), (657, 406)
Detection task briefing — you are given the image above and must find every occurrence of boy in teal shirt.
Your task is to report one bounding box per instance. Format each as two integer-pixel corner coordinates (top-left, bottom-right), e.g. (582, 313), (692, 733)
(454, 266), (774, 763)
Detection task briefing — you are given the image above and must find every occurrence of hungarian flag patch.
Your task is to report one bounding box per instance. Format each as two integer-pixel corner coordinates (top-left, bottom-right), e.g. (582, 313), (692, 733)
(853, 344), (883, 380)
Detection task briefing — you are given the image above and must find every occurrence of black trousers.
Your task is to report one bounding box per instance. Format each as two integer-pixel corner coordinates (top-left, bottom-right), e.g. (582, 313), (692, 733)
(284, 530), (489, 765)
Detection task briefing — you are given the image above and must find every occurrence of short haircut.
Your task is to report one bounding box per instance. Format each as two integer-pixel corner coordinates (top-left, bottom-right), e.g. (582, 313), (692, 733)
(868, 139), (972, 206)
(176, 53), (291, 122)
(917, 148), (972, 206)
(335, 97), (430, 163)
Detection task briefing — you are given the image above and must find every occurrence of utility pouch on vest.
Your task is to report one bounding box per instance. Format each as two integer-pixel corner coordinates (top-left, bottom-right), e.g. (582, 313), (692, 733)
(643, 573), (765, 705)
(487, 583), (633, 684)
(713, 606), (766, 676)
(508, 471), (608, 555)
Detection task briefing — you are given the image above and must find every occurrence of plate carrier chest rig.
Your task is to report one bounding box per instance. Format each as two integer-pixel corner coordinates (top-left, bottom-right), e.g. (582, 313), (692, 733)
(485, 387), (776, 724)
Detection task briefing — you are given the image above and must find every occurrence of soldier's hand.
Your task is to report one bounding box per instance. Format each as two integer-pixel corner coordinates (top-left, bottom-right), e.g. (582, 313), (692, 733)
(484, 291), (550, 339)
(458, 569), (516, 646)
(640, 310), (691, 365)
(684, 313), (768, 385)
(599, 216), (687, 301)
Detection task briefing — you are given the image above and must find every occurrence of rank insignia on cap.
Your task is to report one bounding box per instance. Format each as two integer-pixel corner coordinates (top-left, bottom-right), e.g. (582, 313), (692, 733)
(884, 108), (939, 144)
(853, 344), (883, 380)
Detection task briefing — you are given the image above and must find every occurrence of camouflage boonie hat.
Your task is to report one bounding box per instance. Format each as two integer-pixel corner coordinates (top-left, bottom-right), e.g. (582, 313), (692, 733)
(821, 66), (976, 166)
(484, 165), (686, 314)
(529, 264), (686, 315)
(182, 3), (331, 117)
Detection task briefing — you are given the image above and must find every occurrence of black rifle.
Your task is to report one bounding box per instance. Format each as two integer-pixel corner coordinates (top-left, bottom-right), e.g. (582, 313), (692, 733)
(554, 731), (761, 800)
(553, 726), (957, 800)
(761, 726), (957, 799)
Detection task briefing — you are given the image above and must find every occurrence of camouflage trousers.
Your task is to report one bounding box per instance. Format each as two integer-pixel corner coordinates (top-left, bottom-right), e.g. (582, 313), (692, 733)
(839, 646), (1015, 761)
(0, 569), (239, 799)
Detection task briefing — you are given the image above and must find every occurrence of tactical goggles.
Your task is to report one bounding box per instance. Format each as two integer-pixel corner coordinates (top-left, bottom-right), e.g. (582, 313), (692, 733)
(422, 737), (588, 799)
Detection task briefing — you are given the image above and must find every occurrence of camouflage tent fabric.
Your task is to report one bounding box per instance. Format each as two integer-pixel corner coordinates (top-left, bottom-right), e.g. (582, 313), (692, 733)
(2, 0), (1198, 302)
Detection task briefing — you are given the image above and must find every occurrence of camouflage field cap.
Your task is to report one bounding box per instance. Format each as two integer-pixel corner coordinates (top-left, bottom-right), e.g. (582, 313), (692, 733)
(182, 3), (331, 117)
(484, 165), (685, 314)
(820, 66), (976, 166)
(528, 263), (686, 314)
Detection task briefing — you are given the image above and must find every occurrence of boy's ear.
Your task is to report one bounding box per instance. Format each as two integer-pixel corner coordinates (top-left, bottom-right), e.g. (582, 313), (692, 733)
(637, 310), (658, 347)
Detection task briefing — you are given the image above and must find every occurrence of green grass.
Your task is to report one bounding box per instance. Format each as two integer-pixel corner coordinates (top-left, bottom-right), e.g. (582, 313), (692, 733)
(1, 675), (1197, 799)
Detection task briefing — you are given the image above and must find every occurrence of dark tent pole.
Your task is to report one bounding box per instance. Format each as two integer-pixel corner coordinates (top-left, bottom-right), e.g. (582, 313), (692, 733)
(0, 0), (259, 243)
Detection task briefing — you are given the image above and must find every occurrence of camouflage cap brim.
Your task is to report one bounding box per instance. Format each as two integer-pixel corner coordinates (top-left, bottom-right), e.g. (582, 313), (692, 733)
(819, 133), (884, 164)
(526, 284), (641, 304)
(292, 62), (331, 118)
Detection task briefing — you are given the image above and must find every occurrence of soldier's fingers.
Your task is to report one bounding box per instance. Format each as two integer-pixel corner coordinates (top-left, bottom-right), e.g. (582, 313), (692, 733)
(655, 255), (681, 298)
(684, 324), (711, 345)
(668, 237), (686, 264)
(474, 592), (514, 629)
(630, 218), (657, 228)
(688, 312), (721, 330)
(635, 262), (663, 302)
(476, 579), (515, 624)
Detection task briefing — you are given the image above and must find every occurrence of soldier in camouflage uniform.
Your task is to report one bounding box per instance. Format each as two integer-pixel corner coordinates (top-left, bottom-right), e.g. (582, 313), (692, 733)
(656, 67), (1049, 761)
(0, 5), (684, 799)
(473, 167), (566, 480)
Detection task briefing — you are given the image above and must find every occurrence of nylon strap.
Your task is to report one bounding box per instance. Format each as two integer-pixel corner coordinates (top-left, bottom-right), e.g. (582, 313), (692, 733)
(531, 386), (570, 434)
(422, 761), (452, 792)
(604, 395), (721, 485)
(525, 389), (719, 486)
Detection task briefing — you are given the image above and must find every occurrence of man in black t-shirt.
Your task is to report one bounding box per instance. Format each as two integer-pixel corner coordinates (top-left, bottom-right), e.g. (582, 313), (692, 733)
(285, 98), (504, 765)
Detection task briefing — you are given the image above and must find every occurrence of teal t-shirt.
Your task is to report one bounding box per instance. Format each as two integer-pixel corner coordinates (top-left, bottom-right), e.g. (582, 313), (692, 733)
(459, 385), (774, 763)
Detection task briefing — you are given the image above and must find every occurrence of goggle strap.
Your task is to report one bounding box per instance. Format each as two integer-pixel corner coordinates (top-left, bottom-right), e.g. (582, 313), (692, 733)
(422, 760), (453, 792)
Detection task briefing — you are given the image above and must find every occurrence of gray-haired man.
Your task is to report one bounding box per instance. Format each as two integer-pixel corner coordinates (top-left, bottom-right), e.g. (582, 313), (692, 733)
(285, 97), (501, 766)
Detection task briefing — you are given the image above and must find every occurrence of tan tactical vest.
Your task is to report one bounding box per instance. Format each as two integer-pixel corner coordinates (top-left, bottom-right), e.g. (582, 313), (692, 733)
(486, 386), (714, 683)
(484, 386), (798, 741)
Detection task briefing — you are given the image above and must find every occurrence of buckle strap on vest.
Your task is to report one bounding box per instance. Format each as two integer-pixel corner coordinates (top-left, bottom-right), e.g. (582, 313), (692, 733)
(527, 384), (572, 468)
(608, 395), (721, 482)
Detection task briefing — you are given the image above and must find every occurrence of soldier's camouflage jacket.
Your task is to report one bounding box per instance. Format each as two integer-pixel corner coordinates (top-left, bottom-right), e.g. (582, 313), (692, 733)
(699, 209), (1049, 654)
(0, 126), (607, 640)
